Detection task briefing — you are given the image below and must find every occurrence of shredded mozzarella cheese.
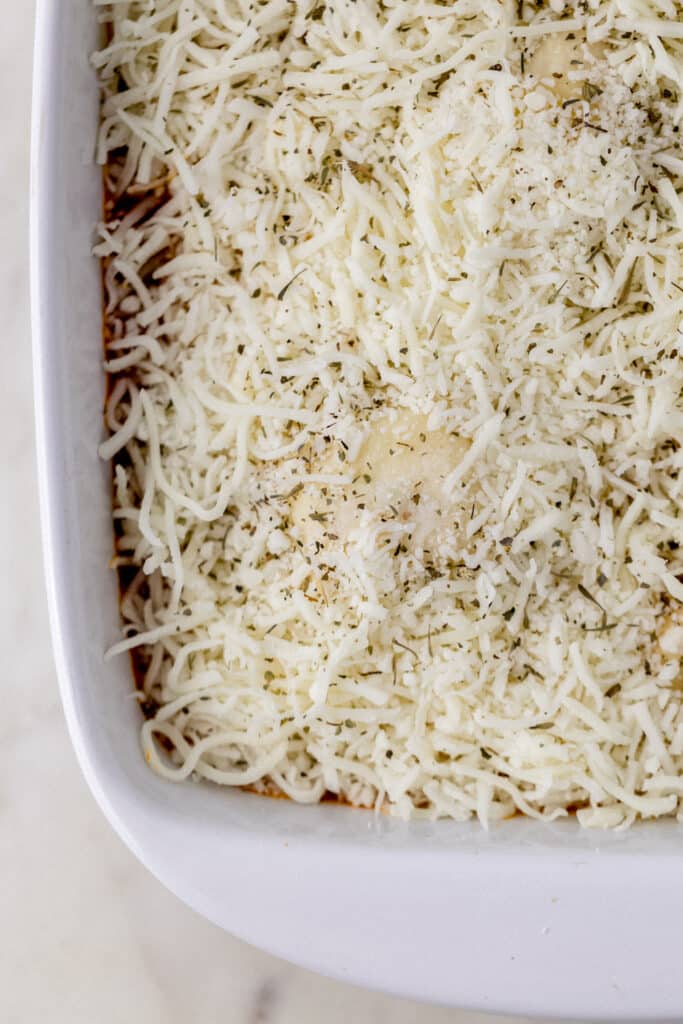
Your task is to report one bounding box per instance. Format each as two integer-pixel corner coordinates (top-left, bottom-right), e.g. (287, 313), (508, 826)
(96, 0), (683, 827)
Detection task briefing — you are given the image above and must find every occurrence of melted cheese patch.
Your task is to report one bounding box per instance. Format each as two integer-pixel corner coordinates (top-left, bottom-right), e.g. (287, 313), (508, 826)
(290, 413), (469, 557)
(528, 32), (604, 101)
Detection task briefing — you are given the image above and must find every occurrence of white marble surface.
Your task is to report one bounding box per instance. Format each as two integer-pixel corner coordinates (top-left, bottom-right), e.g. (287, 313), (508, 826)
(1, 5), (566, 1022)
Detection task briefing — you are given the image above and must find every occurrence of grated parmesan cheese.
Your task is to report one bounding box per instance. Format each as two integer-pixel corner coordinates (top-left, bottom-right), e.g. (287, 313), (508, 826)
(96, 0), (683, 827)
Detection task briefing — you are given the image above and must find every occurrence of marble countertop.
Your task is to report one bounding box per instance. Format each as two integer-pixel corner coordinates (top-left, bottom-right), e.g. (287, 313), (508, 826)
(2, 6), (562, 1022)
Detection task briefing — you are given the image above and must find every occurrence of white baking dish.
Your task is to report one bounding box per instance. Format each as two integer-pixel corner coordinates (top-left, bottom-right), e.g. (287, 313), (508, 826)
(30, 2), (683, 1017)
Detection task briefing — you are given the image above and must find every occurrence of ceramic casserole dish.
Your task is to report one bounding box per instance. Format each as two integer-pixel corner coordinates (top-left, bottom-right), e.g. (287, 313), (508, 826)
(30, 1), (683, 1017)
